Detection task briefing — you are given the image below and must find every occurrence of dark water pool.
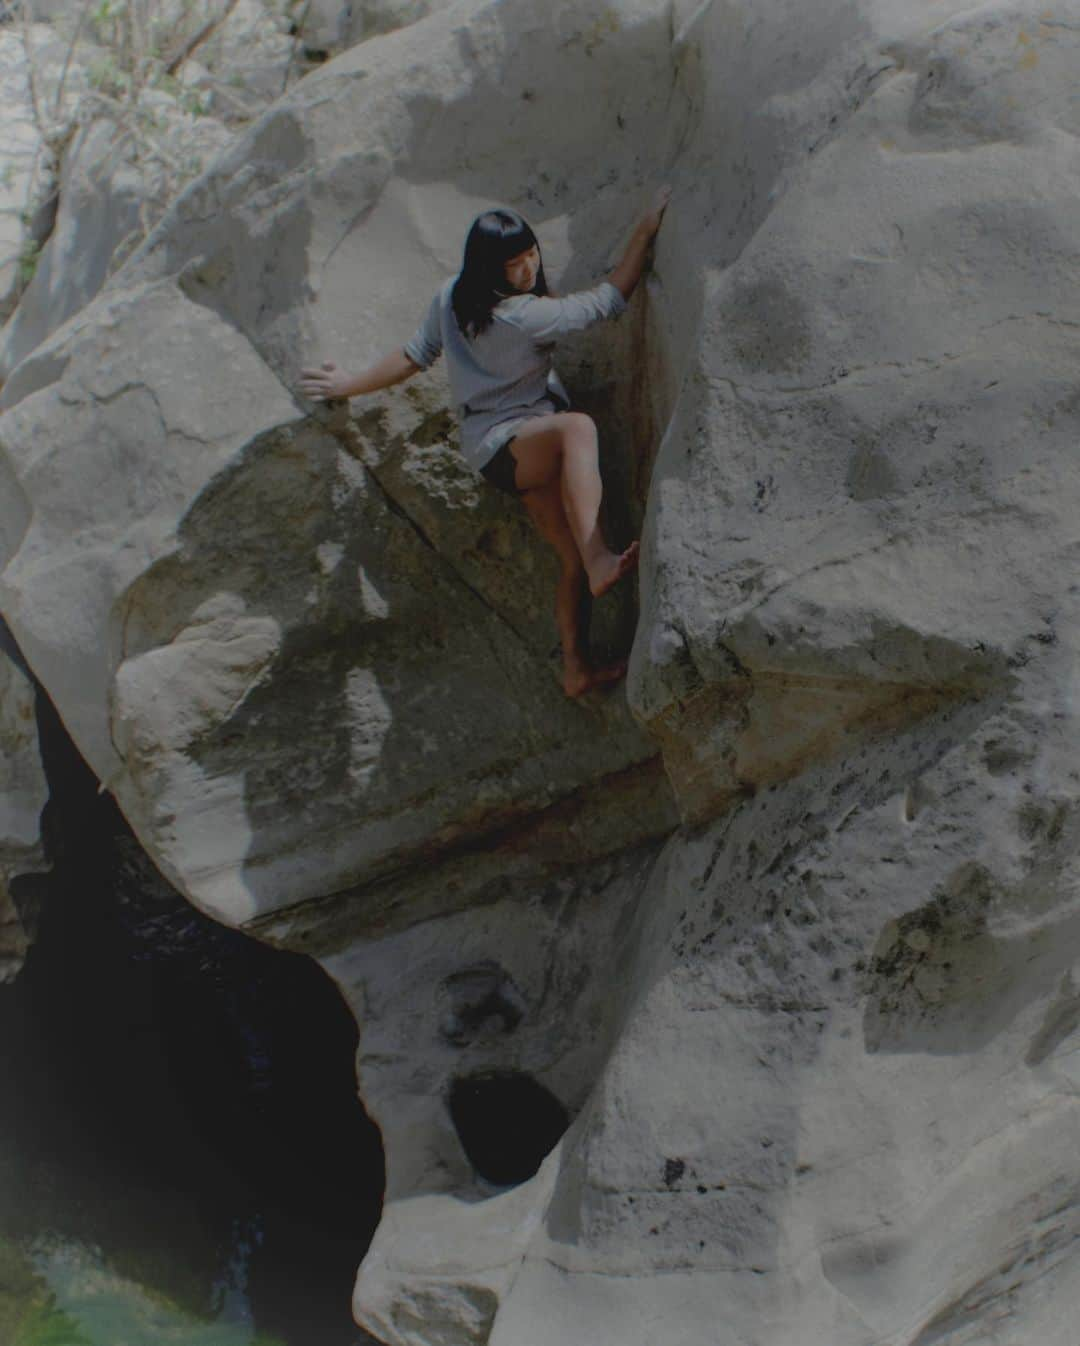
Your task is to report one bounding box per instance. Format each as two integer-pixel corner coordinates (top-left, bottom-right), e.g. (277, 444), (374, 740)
(0, 687), (385, 1345)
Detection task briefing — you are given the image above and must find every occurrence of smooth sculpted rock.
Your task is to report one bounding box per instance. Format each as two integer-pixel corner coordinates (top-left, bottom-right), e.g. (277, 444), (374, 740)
(571, 3), (1080, 1345)
(0, 113), (236, 383)
(1, 0), (1080, 1344)
(348, 0), (454, 42)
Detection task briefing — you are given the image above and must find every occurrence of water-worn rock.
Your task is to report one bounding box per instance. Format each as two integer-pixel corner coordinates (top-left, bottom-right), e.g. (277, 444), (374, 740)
(300, 0), (354, 51)
(0, 112), (235, 382)
(2, 0), (1080, 1342)
(347, 0), (453, 42)
(0, 23), (50, 325)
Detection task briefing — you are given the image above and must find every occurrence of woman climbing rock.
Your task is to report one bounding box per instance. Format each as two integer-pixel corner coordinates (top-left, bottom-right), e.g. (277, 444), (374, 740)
(298, 185), (671, 697)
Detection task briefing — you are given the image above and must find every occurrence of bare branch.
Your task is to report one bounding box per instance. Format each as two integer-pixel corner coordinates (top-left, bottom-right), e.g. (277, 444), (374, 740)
(164, 0), (242, 77)
(281, 0), (312, 95)
(53, 0), (96, 121)
(16, 0), (50, 140)
(199, 74), (257, 120)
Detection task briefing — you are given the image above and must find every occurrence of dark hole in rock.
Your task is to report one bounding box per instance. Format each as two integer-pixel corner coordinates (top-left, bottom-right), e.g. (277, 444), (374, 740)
(0, 679), (385, 1344)
(447, 1070), (569, 1187)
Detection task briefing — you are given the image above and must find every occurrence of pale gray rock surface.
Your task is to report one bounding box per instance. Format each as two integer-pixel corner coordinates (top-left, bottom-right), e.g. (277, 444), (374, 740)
(300, 0), (354, 51)
(0, 0), (309, 380)
(194, 0), (302, 105)
(0, 112), (233, 380)
(13, 1), (71, 19)
(0, 23), (50, 324)
(0, 17), (126, 332)
(2, 0), (1080, 1343)
(348, 0), (452, 42)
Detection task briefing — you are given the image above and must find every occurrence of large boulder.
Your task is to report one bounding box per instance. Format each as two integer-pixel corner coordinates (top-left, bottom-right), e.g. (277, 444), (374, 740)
(533, 2), (1080, 1344)
(2, 0), (1080, 1343)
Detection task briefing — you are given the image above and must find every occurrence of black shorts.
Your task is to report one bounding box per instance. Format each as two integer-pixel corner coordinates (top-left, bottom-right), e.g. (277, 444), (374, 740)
(479, 439), (524, 496)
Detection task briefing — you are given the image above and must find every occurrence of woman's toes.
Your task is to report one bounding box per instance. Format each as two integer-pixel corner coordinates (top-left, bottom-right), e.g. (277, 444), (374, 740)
(563, 660), (628, 697)
(589, 542), (640, 598)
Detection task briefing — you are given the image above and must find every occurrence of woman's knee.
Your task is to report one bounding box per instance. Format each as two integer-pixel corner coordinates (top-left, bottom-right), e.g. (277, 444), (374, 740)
(559, 411), (597, 443)
(556, 413), (598, 463)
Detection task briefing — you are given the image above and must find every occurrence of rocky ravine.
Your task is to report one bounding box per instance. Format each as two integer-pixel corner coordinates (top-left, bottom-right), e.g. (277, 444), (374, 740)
(3, 0), (1080, 1343)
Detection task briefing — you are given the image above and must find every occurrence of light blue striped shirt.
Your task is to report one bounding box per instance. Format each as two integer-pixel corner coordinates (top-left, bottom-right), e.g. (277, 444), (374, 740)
(403, 277), (628, 471)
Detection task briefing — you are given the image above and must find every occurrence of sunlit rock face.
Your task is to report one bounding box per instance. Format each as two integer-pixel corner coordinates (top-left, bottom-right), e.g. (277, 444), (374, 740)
(347, 0), (451, 42)
(2, 0), (1080, 1343)
(0, 0), (318, 384)
(0, 0), (678, 930)
(0, 21), (48, 327)
(0, 113), (237, 385)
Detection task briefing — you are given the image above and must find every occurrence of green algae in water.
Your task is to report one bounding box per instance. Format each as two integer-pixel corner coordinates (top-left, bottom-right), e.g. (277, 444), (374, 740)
(1, 1235), (287, 1346)
(0, 1237), (90, 1346)
(12, 1304), (92, 1346)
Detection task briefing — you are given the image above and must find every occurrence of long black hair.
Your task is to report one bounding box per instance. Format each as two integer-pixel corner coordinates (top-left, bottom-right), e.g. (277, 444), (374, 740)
(451, 208), (549, 339)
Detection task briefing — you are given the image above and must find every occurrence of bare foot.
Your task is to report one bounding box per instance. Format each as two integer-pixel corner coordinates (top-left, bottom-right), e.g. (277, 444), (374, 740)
(563, 660), (628, 698)
(587, 542), (640, 599)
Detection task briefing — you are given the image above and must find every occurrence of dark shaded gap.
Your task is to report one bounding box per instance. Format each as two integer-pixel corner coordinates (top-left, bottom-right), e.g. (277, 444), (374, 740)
(0, 682), (385, 1344)
(448, 1070), (569, 1188)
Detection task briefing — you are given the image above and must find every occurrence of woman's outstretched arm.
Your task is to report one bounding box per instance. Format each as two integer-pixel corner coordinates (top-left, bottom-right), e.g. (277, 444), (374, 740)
(298, 349), (420, 402)
(608, 184), (672, 301)
(300, 285), (445, 401)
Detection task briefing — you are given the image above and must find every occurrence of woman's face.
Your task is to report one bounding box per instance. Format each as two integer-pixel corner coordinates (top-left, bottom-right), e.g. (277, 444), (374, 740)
(503, 244), (540, 294)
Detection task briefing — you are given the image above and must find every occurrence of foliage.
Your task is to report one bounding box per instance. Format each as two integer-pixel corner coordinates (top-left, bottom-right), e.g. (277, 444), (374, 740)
(7, 0), (297, 296)
(0, 1238), (90, 1346)
(17, 238), (41, 286)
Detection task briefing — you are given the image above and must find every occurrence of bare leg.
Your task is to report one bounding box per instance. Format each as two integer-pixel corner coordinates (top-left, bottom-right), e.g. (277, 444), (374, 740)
(507, 412), (639, 598)
(520, 478), (628, 697)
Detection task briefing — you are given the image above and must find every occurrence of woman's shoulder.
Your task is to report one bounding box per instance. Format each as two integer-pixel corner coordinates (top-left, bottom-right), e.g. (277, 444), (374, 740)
(423, 276), (458, 330)
(492, 291), (553, 322)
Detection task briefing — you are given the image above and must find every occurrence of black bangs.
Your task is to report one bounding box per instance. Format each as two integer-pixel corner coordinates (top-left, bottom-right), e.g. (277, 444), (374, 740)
(451, 208), (549, 339)
(488, 213), (537, 263)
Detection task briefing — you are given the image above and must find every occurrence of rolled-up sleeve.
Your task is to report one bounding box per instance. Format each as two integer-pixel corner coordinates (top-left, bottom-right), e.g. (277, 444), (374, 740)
(403, 292), (443, 368)
(510, 281), (627, 345)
